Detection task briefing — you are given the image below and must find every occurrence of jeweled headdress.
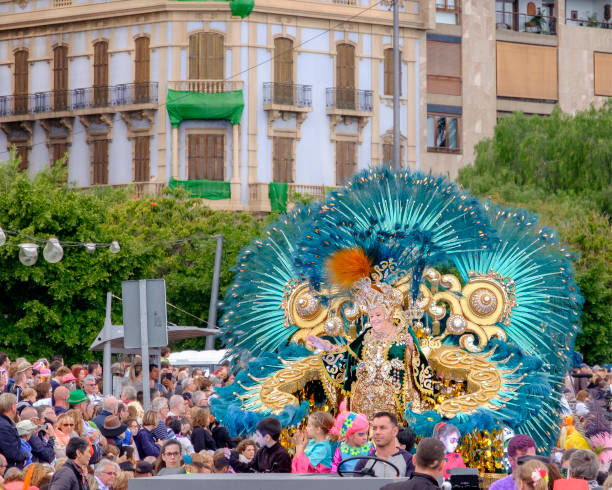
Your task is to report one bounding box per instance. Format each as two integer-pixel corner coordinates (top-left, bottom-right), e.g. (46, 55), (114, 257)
(353, 277), (403, 316)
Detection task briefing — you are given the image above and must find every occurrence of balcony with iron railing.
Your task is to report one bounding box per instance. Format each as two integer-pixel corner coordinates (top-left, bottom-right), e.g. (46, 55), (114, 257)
(167, 80), (243, 93)
(496, 10), (557, 34)
(262, 83), (313, 111)
(0, 82), (159, 119)
(326, 87), (374, 115)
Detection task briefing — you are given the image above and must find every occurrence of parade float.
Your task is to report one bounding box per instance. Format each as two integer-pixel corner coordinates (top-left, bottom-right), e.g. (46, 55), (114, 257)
(210, 168), (583, 474)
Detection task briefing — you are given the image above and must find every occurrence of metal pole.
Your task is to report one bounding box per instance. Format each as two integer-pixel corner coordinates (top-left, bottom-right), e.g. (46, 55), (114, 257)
(206, 234), (224, 350)
(393, 0), (401, 170)
(103, 292), (113, 396)
(139, 280), (151, 410)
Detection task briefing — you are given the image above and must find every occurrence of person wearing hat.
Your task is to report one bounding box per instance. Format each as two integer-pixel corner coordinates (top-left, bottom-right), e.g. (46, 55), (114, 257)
(0, 393), (27, 470)
(16, 419), (38, 466)
(99, 416), (127, 452)
(62, 373), (78, 392)
(67, 389), (103, 465)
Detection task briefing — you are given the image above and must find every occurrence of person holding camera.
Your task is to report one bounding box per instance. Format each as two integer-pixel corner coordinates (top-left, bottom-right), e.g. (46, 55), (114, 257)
(19, 406), (55, 464)
(380, 438), (446, 490)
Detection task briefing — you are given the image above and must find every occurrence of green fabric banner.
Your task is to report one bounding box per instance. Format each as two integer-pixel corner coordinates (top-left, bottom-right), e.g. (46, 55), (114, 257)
(166, 89), (244, 127)
(268, 182), (288, 213)
(175, 0), (254, 18)
(169, 177), (231, 200)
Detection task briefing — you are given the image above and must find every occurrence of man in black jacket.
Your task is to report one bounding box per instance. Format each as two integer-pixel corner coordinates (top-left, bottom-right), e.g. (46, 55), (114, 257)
(0, 393), (27, 470)
(49, 437), (90, 490)
(229, 417), (291, 473)
(380, 438), (446, 490)
(20, 406), (55, 464)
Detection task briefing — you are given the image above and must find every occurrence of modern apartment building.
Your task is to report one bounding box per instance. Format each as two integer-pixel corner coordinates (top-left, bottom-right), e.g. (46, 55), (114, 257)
(0, 0), (610, 211)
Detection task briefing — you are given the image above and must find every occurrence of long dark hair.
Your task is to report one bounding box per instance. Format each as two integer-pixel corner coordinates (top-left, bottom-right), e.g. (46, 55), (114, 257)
(154, 439), (181, 474)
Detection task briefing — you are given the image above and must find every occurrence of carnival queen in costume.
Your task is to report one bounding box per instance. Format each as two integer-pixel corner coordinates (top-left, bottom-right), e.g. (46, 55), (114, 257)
(330, 405), (373, 473)
(211, 168), (583, 473)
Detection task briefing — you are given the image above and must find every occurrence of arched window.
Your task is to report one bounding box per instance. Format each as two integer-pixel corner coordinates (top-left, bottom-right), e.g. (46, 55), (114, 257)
(14, 49), (29, 114)
(93, 41), (109, 106)
(134, 37), (150, 102)
(53, 46), (68, 110)
(189, 32), (224, 80)
(274, 37), (294, 104)
(336, 43), (355, 109)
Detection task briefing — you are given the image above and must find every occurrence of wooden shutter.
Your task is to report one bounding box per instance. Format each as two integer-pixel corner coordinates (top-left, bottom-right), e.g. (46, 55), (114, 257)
(14, 50), (29, 114)
(93, 41), (109, 106)
(16, 145), (28, 171)
(594, 52), (612, 96)
(92, 139), (109, 185)
(189, 33), (200, 79)
(427, 40), (461, 95)
(273, 136), (294, 183)
(53, 46), (68, 111)
(336, 44), (355, 109)
(133, 136), (150, 182)
(383, 142), (393, 164)
(51, 142), (68, 165)
(134, 37), (150, 102)
(274, 38), (294, 104)
(526, 2), (536, 15)
(203, 33), (224, 80)
(335, 141), (356, 185)
(384, 48), (402, 97)
(188, 134), (224, 181)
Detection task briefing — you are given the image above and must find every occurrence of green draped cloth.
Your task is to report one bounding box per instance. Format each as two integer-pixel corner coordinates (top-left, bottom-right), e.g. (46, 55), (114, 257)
(166, 89), (244, 127)
(169, 177), (231, 200)
(268, 182), (288, 213)
(175, 0), (254, 18)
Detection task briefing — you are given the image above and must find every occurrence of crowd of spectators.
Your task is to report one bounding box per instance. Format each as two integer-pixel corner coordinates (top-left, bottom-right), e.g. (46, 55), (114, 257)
(0, 349), (609, 490)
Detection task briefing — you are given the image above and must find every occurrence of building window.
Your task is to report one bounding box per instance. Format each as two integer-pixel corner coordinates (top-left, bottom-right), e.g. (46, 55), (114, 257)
(384, 48), (402, 96)
(188, 32), (224, 80)
(381, 136), (405, 167)
(16, 145), (29, 171)
(427, 40), (461, 96)
(53, 46), (68, 111)
(134, 37), (150, 102)
(134, 135), (150, 182)
(92, 139), (109, 185)
(336, 43), (356, 110)
(51, 142), (68, 165)
(335, 140), (356, 185)
(274, 37), (294, 104)
(436, 0), (459, 24)
(187, 133), (224, 181)
(14, 50), (29, 114)
(427, 114), (460, 152)
(93, 41), (109, 106)
(272, 136), (294, 183)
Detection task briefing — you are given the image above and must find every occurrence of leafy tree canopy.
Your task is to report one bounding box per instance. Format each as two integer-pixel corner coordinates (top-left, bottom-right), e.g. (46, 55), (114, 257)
(458, 104), (612, 365)
(0, 155), (264, 363)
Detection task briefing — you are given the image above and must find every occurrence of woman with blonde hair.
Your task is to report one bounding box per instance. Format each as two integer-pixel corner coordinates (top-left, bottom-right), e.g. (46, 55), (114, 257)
(55, 412), (77, 459)
(113, 470), (134, 490)
(191, 408), (216, 452)
(134, 410), (161, 459)
(515, 459), (549, 490)
(22, 463), (53, 488)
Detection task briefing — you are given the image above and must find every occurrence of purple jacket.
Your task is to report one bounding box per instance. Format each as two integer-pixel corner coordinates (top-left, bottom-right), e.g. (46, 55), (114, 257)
(134, 428), (160, 459)
(489, 475), (516, 490)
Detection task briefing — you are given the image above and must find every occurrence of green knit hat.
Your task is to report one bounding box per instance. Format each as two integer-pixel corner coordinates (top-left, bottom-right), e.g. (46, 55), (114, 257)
(67, 389), (89, 404)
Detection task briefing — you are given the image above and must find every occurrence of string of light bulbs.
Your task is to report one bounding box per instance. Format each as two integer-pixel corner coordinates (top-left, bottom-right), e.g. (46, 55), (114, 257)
(0, 225), (120, 266)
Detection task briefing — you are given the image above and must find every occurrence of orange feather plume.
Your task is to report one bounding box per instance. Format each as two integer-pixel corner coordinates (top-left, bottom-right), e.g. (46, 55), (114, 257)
(326, 248), (372, 288)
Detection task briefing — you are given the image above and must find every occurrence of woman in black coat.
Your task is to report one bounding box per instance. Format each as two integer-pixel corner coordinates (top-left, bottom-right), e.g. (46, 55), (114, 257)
(190, 408), (216, 452)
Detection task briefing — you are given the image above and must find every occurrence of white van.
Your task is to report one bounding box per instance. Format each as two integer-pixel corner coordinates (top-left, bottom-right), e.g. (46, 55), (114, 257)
(168, 349), (229, 377)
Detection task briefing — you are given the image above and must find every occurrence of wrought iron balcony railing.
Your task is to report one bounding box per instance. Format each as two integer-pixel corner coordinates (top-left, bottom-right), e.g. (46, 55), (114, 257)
(0, 82), (158, 118)
(263, 83), (312, 108)
(326, 88), (373, 112)
(496, 11), (557, 34)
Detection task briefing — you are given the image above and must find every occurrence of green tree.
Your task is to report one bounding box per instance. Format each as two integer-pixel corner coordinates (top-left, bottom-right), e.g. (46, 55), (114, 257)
(0, 155), (264, 363)
(458, 106), (612, 365)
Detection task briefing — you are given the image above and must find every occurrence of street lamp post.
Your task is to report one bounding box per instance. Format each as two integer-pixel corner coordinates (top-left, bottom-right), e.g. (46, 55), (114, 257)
(382, 0), (402, 170)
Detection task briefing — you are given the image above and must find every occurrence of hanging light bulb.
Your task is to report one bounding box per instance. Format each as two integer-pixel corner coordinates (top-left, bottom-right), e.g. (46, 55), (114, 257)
(109, 241), (120, 254)
(84, 242), (96, 253)
(43, 237), (63, 263)
(0, 226), (5, 246)
(18, 243), (39, 266)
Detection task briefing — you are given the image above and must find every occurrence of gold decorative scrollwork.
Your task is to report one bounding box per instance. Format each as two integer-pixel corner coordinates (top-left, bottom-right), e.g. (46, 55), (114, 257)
(428, 347), (516, 418)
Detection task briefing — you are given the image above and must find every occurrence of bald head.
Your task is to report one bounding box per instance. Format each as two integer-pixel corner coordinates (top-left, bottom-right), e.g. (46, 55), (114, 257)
(54, 386), (69, 407)
(103, 397), (119, 414)
(20, 406), (38, 421)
